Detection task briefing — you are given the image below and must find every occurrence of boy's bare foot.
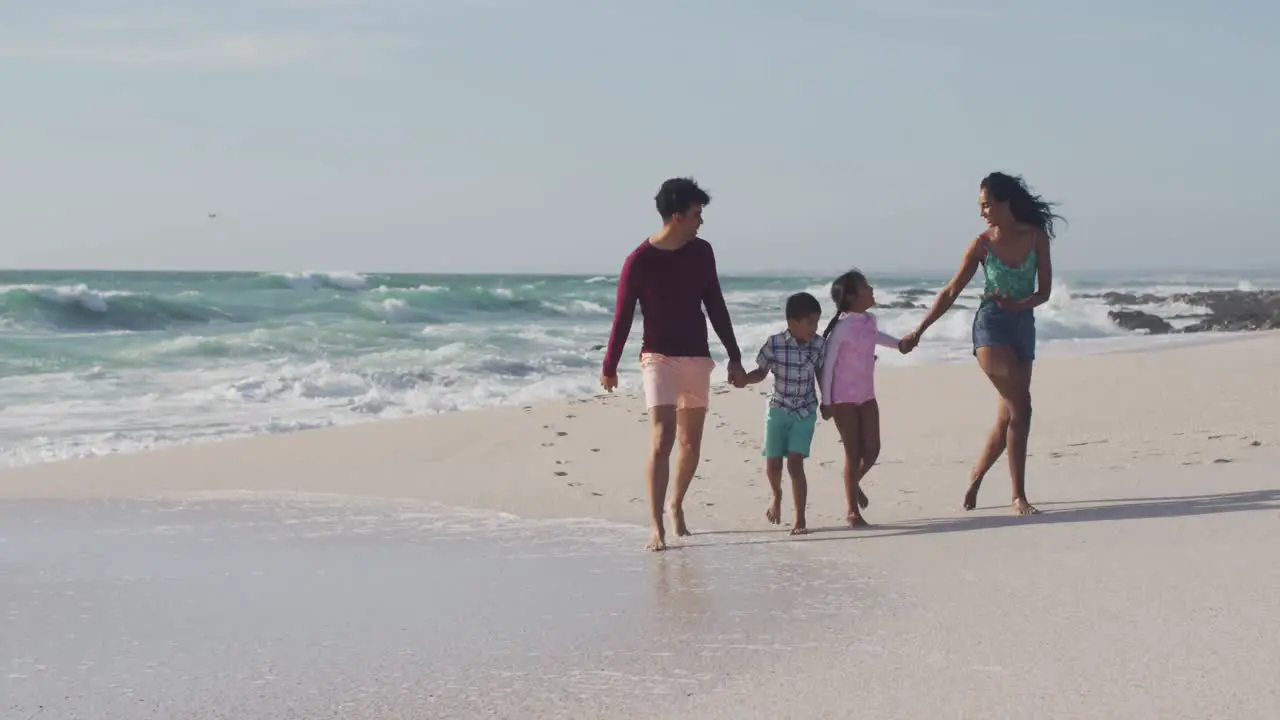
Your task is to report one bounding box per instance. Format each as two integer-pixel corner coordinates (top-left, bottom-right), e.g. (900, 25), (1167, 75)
(1012, 497), (1040, 515)
(846, 511), (868, 528)
(856, 487), (869, 509)
(670, 505), (692, 537)
(766, 494), (782, 525)
(963, 477), (983, 510)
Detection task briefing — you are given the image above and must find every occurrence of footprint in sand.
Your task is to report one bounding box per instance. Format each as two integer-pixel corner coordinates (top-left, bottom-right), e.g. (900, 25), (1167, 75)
(591, 492), (603, 497)
(540, 442), (555, 447)
(555, 471), (569, 477)
(1213, 458), (1234, 464)
(1249, 440), (1262, 447)
(590, 448), (600, 452)
(555, 460), (570, 465)
(567, 481), (582, 487)
(556, 431), (568, 437)
(566, 414), (576, 419)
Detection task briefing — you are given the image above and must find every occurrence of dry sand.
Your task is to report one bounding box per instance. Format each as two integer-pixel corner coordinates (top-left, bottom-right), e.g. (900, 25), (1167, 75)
(4, 333), (1280, 718)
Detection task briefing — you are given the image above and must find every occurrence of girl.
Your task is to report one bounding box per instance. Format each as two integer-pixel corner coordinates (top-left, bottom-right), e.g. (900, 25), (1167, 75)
(819, 270), (907, 527)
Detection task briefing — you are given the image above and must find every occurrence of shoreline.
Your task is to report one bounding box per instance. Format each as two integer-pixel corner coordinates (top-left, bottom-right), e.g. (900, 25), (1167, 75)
(6, 331), (1277, 516)
(1, 327), (1261, 474)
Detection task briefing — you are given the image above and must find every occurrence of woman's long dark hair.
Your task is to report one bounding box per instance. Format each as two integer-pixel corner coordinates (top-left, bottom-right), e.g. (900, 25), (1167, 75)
(981, 172), (1066, 239)
(822, 269), (867, 340)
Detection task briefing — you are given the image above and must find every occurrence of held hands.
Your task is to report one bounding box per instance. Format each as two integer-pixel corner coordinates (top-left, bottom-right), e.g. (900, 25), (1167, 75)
(898, 330), (921, 354)
(820, 405), (831, 421)
(727, 360), (747, 388)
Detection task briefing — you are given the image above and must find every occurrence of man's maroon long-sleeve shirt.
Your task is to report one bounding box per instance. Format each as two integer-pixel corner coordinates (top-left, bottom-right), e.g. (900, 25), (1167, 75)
(601, 238), (742, 377)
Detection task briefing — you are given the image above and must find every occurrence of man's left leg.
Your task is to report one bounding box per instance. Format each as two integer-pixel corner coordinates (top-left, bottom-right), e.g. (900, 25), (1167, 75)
(669, 357), (714, 537)
(670, 406), (707, 537)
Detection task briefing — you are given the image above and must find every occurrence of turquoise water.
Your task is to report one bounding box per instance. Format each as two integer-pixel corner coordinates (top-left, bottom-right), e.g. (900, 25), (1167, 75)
(0, 269), (1269, 466)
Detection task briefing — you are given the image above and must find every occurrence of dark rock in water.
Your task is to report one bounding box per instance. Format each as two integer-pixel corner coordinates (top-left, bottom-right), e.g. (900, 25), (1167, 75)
(1101, 291), (1164, 306)
(1179, 312), (1280, 333)
(1104, 289), (1280, 335)
(1108, 310), (1173, 335)
(898, 288), (933, 297)
(1168, 290), (1280, 317)
(881, 299), (925, 310)
(590, 344), (605, 351)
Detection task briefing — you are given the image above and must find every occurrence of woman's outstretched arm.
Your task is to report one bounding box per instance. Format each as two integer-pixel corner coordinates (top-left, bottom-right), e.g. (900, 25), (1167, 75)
(906, 237), (984, 343)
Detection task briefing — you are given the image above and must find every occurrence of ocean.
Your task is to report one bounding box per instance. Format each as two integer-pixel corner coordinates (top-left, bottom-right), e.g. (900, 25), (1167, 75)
(0, 268), (1271, 467)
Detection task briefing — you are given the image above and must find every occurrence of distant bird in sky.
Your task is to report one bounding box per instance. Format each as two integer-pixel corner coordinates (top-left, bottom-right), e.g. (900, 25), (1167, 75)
(208, 212), (218, 219)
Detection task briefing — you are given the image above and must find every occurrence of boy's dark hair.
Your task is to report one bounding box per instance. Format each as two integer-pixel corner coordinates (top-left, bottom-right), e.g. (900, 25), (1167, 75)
(655, 177), (711, 220)
(785, 292), (822, 320)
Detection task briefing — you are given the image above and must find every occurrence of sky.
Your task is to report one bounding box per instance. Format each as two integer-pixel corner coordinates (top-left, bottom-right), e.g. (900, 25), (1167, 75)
(1, 0), (1277, 275)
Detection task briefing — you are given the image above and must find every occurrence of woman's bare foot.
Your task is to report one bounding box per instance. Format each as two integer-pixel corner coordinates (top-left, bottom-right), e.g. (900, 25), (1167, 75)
(846, 510), (869, 528)
(670, 505), (692, 537)
(1012, 497), (1040, 515)
(963, 477), (983, 511)
(790, 523), (808, 536)
(856, 487), (870, 509)
(766, 494), (782, 525)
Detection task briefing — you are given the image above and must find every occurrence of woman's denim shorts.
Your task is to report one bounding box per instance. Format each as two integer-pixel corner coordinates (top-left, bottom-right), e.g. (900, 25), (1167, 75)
(972, 299), (1036, 362)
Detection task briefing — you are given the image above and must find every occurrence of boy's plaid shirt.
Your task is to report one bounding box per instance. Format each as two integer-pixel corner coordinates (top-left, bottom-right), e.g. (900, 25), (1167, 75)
(755, 331), (825, 417)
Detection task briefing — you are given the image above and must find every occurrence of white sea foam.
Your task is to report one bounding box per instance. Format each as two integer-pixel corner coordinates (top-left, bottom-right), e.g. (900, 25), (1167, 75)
(1, 270), (1274, 467)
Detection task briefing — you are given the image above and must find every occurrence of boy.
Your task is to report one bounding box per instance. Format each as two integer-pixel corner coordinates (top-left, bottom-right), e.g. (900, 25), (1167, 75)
(742, 292), (825, 535)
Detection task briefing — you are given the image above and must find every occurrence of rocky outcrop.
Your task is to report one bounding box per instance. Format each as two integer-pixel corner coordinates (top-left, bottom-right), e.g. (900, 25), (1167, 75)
(1105, 290), (1280, 335)
(1108, 310), (1174, 335)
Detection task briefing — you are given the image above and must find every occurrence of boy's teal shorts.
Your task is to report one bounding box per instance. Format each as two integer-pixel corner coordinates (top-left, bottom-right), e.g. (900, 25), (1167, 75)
(762, 405), (817, 458)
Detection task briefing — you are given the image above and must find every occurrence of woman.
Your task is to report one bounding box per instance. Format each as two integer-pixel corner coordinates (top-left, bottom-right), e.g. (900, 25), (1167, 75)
(900, 172), (1063, 515)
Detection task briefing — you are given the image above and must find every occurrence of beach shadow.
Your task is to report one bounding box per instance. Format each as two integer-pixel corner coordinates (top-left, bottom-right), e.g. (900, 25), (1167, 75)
(874, 488), (1280, 539)
(674, 489), (1280, 549)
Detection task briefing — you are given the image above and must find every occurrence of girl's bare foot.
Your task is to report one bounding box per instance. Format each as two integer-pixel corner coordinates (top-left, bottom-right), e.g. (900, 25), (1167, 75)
(766, 495), (782, 525)
(856, 487), (870, 509)
(963, 477), (983, 510)
(646, 526), (666, 551)
(790, 523), (808, 536)
(1012, 497), (1040, 515)
(670, 505), (692, 537)
(846, 511), (868, 528)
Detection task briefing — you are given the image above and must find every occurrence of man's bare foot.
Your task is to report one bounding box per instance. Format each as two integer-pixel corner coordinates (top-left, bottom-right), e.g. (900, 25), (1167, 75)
(645, 520), (666, 551)
(846, 511), (869, 528)
(963, 477), (983, 511)
(766, 495), (782, 525)
(1012, 497), (1040, 515)
(856, 487), (870, 509)
(670, 505), (692, 537)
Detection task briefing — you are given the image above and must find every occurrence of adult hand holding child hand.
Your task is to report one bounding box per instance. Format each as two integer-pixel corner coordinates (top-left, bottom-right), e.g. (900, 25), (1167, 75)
(898, 330), (921, 354)
(727, 360), (747, 388)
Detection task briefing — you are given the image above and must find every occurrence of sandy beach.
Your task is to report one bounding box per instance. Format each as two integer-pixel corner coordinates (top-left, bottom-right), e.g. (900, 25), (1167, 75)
(4, 333), (1280, 718)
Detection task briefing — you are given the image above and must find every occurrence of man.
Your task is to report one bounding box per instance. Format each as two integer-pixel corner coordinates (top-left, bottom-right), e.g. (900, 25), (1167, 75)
(600, 177), (745, 551)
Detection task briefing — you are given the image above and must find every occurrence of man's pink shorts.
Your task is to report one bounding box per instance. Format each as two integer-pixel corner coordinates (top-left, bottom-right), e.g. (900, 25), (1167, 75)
(639, 353), (715, 409)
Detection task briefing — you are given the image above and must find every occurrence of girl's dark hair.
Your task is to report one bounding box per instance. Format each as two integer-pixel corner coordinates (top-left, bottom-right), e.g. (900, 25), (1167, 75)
(822, 269), (867, 340)
(980, 172), (1066, 239)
